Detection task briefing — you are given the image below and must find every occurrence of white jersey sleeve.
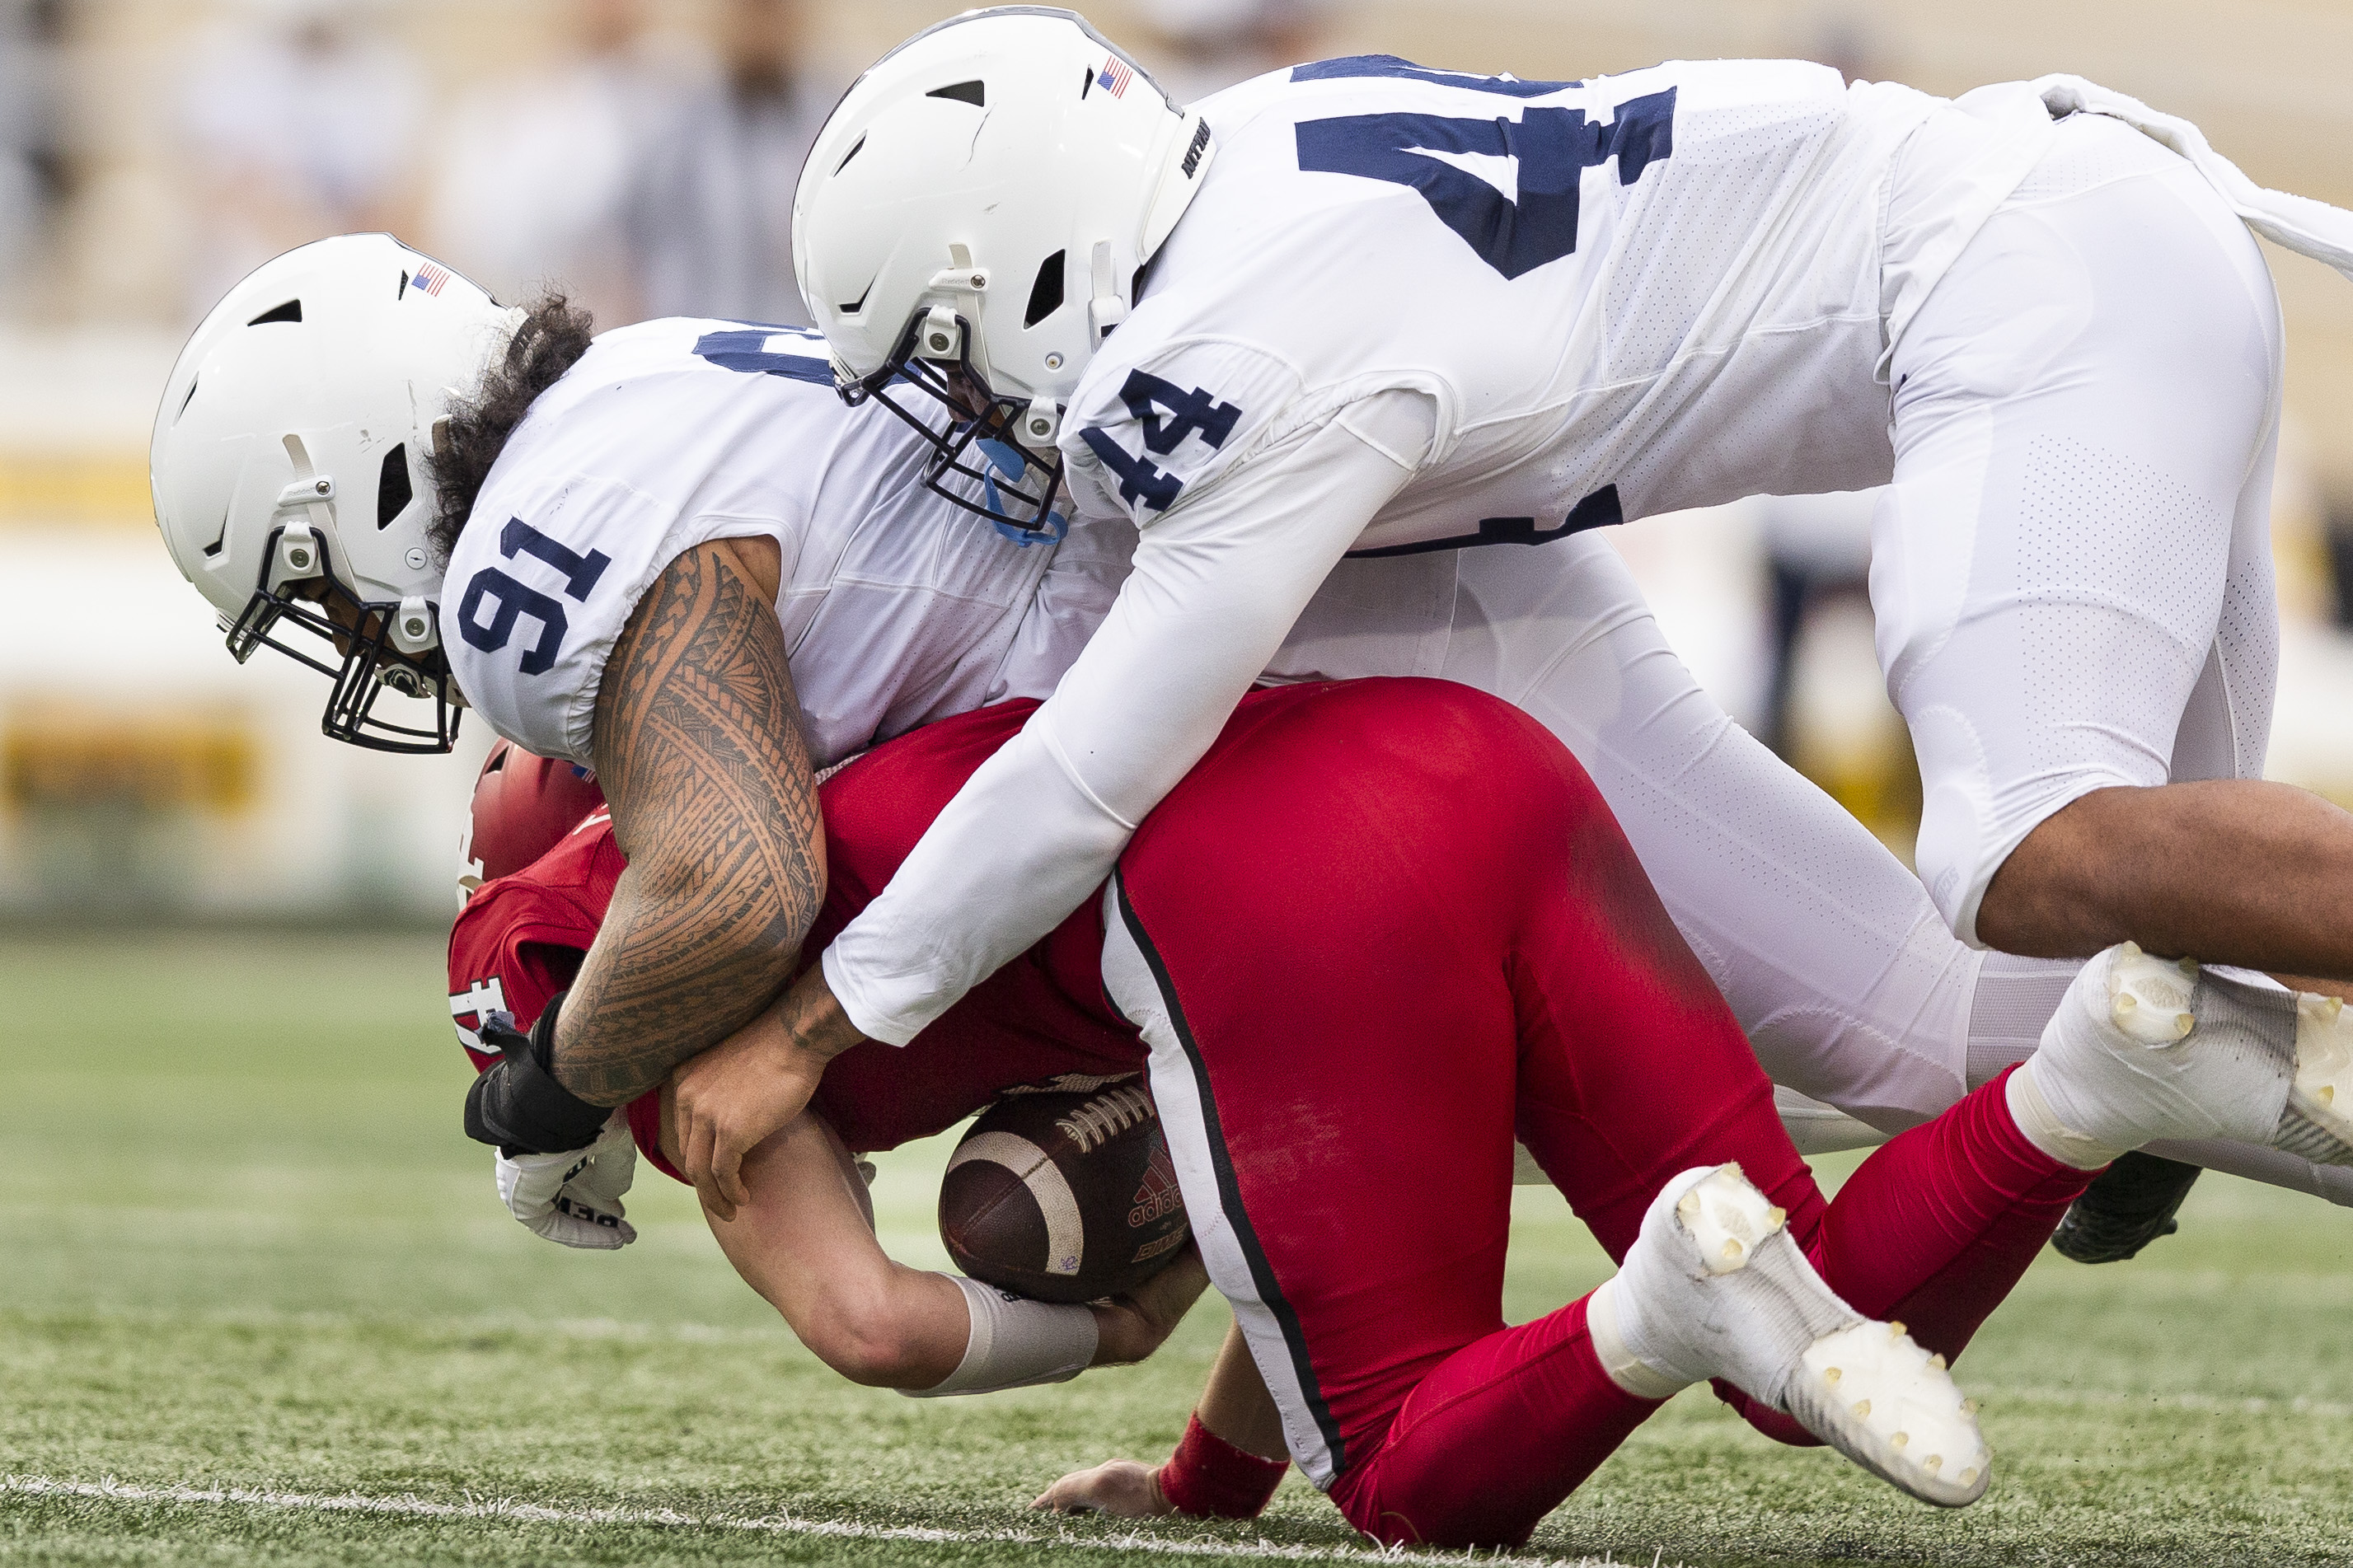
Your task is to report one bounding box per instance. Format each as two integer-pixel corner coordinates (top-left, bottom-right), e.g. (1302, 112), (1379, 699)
(822, 393), (1428, 1044)
(443, 472), (735, 767)
(813, 53), (1987, 1041)
(1060, 338), (1309, 529)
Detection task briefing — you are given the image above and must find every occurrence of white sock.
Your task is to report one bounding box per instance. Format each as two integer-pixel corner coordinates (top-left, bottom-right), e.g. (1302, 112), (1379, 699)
(1587, 1277), (1687, 1400)
(2007, 1058), (2125, 1170)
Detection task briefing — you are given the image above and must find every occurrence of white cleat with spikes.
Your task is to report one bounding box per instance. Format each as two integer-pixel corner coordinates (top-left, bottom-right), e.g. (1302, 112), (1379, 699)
(2029, 943), (2353, 1163)
(1606, 1164), (1991, 1508)
(2287, 990), (2353, 1158)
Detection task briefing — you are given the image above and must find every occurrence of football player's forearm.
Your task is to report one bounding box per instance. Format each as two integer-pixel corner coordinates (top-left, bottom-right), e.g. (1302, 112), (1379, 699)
(825, 415), (1413, 1044)
(696, 1112), (969, 1388)
(1196, 1322), (1288, 1461)
(555, 542), (823, 1105)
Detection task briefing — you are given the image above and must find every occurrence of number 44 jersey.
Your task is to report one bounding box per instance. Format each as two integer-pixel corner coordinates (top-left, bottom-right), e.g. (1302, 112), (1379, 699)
(1062, 57), (2040, 546)
(440, 319), (1132, 770)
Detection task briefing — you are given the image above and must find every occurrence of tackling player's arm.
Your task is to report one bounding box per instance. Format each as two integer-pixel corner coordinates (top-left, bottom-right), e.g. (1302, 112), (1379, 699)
(549, 536), (824, 1107)
(679, 396), (1432, 1216)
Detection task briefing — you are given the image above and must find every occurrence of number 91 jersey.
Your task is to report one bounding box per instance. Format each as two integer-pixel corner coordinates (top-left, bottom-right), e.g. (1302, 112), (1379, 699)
(441, 319), (1128, 770)
(1062, 57), (1971, 547)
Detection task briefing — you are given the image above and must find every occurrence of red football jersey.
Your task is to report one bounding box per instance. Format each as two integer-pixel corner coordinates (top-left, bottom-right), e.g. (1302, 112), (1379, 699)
(448, 803), (619, 1070)
(447, 700), (1146, 1178)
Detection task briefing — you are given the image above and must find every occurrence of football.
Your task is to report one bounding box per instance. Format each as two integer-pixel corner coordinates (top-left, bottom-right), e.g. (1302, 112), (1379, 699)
(938, 1078), (1191, 1304)
(465, 739), (607, 884)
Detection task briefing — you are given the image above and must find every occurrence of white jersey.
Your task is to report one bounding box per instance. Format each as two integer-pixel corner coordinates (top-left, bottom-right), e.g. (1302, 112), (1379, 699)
(818, 58), (2353, 1048)
(441, 318), (1130, 769)
(1066, 58), (1980, 542)
(821, 59), (2060, 1045)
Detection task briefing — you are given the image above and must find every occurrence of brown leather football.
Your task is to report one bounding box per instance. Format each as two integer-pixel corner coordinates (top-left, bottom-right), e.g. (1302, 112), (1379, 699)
(938, 1078), (1191, 1304)
(465, 737), (606, 884)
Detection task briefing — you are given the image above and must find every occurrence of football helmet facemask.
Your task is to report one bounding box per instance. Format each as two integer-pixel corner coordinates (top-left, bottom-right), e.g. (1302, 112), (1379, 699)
(152, 234), (518, 752)
(793, 7), (1216, 541)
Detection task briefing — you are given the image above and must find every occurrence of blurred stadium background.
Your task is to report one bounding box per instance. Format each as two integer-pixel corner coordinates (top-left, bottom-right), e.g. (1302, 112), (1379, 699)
(7, 0), (2353, 921)
(16, 7), (2353, 1563)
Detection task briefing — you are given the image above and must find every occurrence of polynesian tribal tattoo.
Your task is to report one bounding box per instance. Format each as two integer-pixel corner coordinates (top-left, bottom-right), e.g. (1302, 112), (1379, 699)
(554, 542), (823, 1105)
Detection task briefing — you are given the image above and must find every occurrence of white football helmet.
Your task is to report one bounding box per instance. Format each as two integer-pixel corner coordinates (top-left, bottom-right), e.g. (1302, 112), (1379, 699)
(793, 7), (1215, 538)
(152, 234), (517, 752)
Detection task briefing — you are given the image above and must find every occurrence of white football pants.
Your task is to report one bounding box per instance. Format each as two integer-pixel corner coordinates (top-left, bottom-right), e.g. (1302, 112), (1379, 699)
(1879, 111), (2285, 944)
(1269, 532), (2054, 1135)
(1268, 528), (2353, 1208)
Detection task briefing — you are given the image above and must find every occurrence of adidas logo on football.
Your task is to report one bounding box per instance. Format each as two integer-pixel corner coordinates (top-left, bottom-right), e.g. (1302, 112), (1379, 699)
(1129, 1141), (1181, 1227)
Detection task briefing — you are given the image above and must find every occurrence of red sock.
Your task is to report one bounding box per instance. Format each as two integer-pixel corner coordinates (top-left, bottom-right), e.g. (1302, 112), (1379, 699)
(1326, 1294), (1662, 1549)
(1157, 1414), (1287, 1519)
(1809, 1066), (2095, 1360)
(1713, 1069), (2093, 1447)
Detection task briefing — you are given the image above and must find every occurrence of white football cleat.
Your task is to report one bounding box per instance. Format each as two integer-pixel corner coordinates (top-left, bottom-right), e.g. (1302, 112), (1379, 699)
(1610, 1164), (1990, 1508)
(2284, 990), (2353, 1161)
(2029, 943), (2353, 1163)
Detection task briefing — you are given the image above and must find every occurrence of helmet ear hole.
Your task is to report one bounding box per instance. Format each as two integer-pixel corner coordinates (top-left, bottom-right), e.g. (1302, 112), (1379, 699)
(1023, 250), (1066, 328)
(377, 444), (413, 529)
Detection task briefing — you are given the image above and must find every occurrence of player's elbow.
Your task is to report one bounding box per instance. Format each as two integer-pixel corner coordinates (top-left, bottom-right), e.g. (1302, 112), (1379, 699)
(632, 840), (823, 963)
(794, 1282), (945, 1389)
(823, 1326), (930, 1389)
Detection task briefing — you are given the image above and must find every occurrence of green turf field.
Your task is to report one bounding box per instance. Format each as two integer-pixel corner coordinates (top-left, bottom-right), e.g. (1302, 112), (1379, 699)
(6, 932), (2353, 1567)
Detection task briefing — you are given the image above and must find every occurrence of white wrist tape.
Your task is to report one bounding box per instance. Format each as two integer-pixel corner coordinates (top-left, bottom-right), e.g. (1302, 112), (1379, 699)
(901, 1275), (1099, 1398)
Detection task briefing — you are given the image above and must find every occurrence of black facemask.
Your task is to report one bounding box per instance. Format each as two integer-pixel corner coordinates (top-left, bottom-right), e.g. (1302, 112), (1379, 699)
(226, 526), (461, 754)
(840, 310), (1069, 547)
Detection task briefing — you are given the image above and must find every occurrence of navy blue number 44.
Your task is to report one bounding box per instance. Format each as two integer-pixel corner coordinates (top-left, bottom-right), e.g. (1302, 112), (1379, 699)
(1294, 87), (1675, 280)
(1077, 371), (1245, 514)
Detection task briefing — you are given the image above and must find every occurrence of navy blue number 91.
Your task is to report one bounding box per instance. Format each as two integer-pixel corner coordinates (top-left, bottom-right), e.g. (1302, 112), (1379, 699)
(457, 518), (613, 675)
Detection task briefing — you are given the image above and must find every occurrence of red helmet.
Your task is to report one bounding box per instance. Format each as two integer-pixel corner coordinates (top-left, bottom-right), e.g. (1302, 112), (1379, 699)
(463, 737), (607, 885)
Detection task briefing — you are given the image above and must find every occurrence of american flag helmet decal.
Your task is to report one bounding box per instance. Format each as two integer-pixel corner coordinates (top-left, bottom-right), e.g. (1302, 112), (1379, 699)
(1096, 54), (1132, 98)
(410, 261), (451, 297)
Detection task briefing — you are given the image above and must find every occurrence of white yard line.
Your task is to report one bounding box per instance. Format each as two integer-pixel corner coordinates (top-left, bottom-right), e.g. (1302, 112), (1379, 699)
(1970, 1387), (2353, 1419)
(0, 1476), (1643, 1567)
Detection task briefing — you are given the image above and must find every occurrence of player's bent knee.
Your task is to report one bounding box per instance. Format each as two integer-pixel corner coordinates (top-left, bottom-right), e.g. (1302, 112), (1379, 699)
(1332, 1484), (1531, 1552)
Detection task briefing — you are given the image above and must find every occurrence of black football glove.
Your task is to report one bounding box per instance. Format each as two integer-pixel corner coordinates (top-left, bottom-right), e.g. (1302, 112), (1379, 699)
(463, 990), (612, 1156)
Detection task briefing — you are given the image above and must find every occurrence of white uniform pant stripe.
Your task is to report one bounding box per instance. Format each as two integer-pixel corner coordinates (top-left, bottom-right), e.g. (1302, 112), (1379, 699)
(1099, 877), (1346, 1488)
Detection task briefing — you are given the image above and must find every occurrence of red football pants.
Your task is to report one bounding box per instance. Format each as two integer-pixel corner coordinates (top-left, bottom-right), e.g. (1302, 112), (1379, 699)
(1102, 678), (2088, 1547)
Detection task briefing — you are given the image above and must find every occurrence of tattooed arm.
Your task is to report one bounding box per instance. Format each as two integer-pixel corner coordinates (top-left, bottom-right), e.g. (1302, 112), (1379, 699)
(550, 536), (823, 1106)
